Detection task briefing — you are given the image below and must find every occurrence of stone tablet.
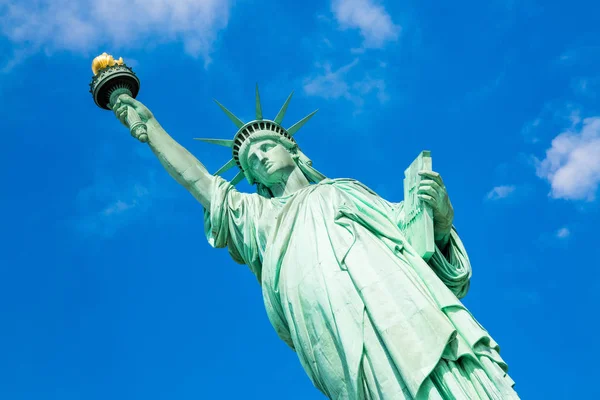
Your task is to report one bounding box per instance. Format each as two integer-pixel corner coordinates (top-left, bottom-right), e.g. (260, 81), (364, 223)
(402, 150), (435, 261)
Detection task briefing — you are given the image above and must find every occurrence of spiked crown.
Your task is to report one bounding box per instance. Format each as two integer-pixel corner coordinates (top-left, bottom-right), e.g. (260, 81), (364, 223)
(195, 85), (318, 185)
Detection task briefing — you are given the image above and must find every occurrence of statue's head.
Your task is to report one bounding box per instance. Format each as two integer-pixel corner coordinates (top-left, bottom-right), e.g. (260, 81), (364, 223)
(236, 126), (323, 198)
(195, 86), (326, 197)
(245, 138), (297, 186)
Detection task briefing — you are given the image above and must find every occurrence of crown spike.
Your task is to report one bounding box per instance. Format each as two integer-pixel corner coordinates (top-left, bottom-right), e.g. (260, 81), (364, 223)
(274, 91), (294, 125)
(231, 171), (245, 185)
(213, 99), (245, 128)
(193, 138), (234, 148)
(214, 158), (237, 176)
(255, 84), (263, 120)
(287, 109), (318, 136)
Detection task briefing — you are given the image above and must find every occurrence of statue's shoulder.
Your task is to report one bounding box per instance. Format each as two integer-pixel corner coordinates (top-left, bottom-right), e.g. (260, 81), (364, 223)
(317, 178), (380, 196)
(317, 177), (361, 186)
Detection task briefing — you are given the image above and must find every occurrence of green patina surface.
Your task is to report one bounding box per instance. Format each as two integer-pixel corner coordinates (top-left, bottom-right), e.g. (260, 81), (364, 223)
(104, 82), (519, 399)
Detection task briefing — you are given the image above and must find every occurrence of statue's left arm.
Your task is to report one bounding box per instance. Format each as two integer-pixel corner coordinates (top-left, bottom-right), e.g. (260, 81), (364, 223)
(398, 170), (472, 298)
(393, 202), (472, 298)
(426, 226), (472, 298)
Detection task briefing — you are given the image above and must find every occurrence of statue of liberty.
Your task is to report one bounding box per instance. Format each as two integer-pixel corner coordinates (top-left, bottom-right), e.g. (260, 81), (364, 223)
(110, 82), (518, 399)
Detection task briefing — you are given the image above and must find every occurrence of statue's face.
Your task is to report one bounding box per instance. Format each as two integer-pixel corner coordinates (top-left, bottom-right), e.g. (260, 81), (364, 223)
(247, 139), (296, 186)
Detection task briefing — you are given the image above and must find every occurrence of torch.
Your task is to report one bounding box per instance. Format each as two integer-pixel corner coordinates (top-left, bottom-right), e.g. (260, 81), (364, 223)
(89, 53), (148, 142)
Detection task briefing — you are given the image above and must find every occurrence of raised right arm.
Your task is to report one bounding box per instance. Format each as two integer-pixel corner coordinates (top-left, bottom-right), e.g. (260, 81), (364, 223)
(115, 95), (215, 209)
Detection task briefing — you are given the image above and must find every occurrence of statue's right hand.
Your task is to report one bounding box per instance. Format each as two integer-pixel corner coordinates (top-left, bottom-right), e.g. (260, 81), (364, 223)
(112, 94), (154, 127)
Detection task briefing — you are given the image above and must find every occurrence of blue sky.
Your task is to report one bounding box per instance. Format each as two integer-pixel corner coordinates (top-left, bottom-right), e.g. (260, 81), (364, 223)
(1, 0), (599, 398)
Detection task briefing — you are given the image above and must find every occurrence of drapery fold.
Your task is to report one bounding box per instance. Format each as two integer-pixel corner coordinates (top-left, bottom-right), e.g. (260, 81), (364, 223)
(202, 177), (518, 399)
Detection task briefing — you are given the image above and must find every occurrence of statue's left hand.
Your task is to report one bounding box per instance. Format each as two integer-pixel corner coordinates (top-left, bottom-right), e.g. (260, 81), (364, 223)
(417, 170), (454, 241)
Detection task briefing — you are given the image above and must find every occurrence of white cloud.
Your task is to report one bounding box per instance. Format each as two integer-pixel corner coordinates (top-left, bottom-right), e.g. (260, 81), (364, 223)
(331, 0), (400, 48)
(535, 116), (600, 201)
(556, 227), (570, 239)
(486, 185), (516, 200)
(0, 0), (230, 69)
(303, 59), (388, 107)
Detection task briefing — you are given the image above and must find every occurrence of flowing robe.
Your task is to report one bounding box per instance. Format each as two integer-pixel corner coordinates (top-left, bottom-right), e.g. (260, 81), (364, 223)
(204, 177), (518, 399)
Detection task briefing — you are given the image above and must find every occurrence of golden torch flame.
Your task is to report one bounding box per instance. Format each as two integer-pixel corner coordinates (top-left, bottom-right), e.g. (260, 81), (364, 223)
(91, 52), (124, 75)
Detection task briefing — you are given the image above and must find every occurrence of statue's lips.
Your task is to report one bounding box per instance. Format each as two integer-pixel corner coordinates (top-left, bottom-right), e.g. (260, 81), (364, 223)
(256, 159), (272, 169)
(264, 162), (275, 174)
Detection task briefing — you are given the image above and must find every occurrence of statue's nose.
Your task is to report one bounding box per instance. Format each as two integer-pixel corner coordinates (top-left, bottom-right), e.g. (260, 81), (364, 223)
(256, 152), (268, 164)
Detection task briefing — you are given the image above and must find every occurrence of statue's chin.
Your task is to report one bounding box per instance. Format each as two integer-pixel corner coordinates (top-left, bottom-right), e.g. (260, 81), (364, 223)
(263, 165), (282, 180)
(258, 164), (296, 187)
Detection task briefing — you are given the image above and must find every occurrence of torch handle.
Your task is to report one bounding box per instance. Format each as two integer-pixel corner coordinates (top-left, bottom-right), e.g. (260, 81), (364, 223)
(110, 91), (148, 143)
(124, 105), (148, 143)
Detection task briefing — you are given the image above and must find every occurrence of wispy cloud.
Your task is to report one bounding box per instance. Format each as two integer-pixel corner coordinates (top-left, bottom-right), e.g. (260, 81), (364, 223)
(571, 77), (600, 99)
(304, 59), (358, 100)
(556, 227), (570, 239)
(535, 116), (600, 201)
(330, 0), (400, 49)
(521, 102), (583, 144)
(73, 176), (153, 237)
(556, 46), (600, 68)
(503, 288), (542, 307)
(521, 117), (542, 144)
(302, 0), (397, 110)
(486, 185), (516, 200)
(0, 0), (231, 71)
(303, 59), (388, 107)
(68, 140), (184, 238)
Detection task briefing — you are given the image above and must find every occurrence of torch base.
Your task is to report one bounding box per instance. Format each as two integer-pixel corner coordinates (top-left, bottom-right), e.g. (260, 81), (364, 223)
(89, 64), (140, 110)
